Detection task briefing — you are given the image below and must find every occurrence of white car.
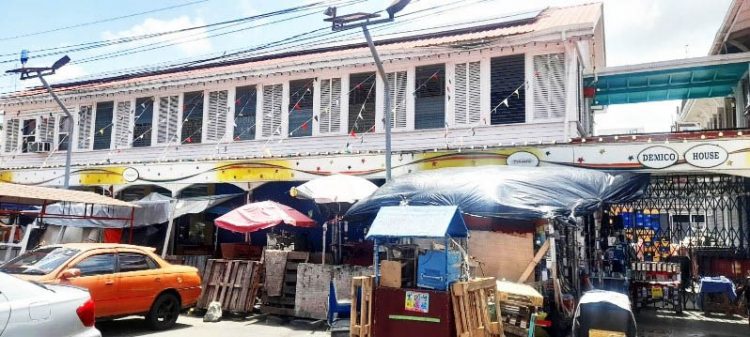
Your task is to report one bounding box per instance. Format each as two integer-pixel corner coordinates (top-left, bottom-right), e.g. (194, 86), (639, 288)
(0, 272), (101, 337)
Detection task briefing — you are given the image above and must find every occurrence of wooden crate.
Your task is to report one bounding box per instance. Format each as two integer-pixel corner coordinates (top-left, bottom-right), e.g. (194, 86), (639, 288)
(450, 277), (503, 337)
(350, 276), (374, 337)
(197, 259), (263, 314)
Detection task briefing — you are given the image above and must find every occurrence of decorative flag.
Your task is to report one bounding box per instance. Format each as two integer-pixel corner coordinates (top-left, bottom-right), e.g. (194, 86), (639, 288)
(314, 115), (319, 122)
(350, 130), (357, 138)
(501, 98), (509, 107)
(234, 136), (241, 141)
(99, 129), (104, 135)
(186, 137), (192, 143)
(513, 88), (520, 97)
(431, 73), (439, 80)
(293, 102), (301, 111)
(235, 98), (241, 104)
(357, 112), (363, 120)
(289, 132), (294, 136)
(302, 121), (309, 130)
(356, 83), (363, 90)
(471, 127), (476, 136)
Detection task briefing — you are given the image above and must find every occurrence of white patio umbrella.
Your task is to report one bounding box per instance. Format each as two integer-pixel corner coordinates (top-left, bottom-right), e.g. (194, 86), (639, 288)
(290, 175), (378, 265)
(290, 174), (378, 204)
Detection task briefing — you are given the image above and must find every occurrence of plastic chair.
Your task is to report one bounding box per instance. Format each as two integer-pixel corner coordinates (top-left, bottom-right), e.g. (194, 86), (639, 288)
(327, 280), (352, 326)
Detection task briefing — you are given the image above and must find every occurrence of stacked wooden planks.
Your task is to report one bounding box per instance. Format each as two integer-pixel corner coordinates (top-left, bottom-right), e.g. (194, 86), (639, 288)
(261, 251), (309, 316)
(450, 277), (503, 337)
(197, 259), (263, 314)
(350, 276), (374, 337)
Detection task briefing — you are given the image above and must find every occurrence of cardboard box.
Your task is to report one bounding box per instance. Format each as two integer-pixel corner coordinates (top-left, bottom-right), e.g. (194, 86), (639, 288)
(380, 260), (402, 288)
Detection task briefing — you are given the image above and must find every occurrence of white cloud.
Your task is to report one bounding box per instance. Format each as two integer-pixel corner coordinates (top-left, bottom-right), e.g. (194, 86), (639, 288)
(101, 16), (213, 57)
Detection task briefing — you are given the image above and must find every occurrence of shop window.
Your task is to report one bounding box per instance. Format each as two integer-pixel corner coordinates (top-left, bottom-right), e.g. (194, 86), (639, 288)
(319, 78), (342, 134)
(77, 105), (93, 150)
(288, 79), (314, 137)
(533, 53), (565, 120)
(234, 85), (257, 141)
(181, 91), (204, 144)
(205, 90), (229, 142)
(157, 95), (179, 144)
(4, 119), (19, 153)
(57, 115), (71, 151)
(93, 101), (114, 150)
(261, 84), (283, 138)
(348, 72), (376, 133)
(414, 64), (445, 129)
(454, 62), (481, 125)
(133, 97), (154, 147)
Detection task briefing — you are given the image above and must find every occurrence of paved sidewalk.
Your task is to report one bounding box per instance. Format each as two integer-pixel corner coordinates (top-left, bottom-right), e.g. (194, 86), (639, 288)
(98, 314), (329, 337)
(637, 309), (749, 337)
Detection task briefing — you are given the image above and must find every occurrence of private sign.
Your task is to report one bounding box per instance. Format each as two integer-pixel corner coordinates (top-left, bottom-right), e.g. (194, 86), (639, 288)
(638, 146), (679, 169)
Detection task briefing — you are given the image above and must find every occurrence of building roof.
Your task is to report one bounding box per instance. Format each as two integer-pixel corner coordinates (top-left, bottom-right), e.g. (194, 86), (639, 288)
(0, 3), (602, 105)
(0, 182), (137, 207)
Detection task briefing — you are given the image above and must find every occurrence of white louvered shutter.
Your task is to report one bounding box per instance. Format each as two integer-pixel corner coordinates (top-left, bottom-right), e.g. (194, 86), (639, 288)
(39, 116), (55, 143)
(114, 101), (132, 148)
(4, 119), (19, 153)
(386, 71), (408, 129)
(262, 84), (283, 138)
(157, 95), (179, 144)
(454, 62), (481, 125)
(533, 53), (566, 120)
(77, 105), (93, 150)
(206, 90), (229, 142)
(319, 78), (341, 134)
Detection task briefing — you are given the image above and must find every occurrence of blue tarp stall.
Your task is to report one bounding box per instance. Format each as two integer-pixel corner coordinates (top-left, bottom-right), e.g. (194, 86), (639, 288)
(366, 206), (468, 290)
(347, 166), (649, 222)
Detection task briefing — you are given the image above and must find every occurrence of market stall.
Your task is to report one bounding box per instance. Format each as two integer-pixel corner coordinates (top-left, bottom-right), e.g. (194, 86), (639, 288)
(363, 205), (469, 337)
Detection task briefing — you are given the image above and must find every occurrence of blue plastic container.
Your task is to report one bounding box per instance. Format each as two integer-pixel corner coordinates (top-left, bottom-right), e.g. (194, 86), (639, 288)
(417, 250), (462, 290)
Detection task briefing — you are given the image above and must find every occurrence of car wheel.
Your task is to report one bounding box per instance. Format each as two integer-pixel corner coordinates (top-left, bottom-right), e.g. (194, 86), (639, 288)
(146, 293), (180, 330)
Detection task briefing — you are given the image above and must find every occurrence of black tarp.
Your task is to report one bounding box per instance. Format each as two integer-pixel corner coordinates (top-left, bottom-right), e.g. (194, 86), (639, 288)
(346, 166), (649, 221)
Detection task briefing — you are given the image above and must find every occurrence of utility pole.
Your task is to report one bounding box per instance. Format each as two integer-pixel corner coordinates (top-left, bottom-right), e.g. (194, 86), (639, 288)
(324, 0), (411, 182)
(6, 53), (73, 189)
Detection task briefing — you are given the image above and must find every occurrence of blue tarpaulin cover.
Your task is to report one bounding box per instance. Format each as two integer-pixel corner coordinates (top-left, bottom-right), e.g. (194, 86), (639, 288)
(347, 166), (649, 221)
(699, 276), (737, 301)
(365, 206), (467, 239)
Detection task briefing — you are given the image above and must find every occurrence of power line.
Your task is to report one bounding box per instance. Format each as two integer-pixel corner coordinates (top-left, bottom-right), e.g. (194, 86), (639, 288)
(0, 0), (337, 61)
(0, 0), (209, 42)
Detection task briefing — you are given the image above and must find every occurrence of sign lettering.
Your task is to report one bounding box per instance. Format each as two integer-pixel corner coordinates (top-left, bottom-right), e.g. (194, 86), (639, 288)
(506, 151), (540, 167)
(637, 146), (679, 169)
(684, 144), (728, 168)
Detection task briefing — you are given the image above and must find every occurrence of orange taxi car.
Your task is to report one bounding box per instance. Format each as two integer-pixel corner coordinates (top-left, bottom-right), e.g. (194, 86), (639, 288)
(0, 243), (202, 330)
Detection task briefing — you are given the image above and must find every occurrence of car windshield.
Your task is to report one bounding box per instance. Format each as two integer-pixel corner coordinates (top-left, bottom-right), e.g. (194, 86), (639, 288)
(0, 247), (80, 275)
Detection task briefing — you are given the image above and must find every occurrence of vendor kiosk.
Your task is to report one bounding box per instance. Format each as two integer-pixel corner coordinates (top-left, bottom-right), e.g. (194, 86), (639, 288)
(364, 206), (469, 337)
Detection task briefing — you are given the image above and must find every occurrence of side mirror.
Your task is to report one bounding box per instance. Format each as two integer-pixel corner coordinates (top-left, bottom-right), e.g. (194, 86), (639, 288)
(60, 268), (81, 280)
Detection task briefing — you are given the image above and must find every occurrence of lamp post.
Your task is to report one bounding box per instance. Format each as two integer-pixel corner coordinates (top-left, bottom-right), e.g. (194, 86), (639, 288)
(324, 0), (411, 182)
(6, 53), (73, 189)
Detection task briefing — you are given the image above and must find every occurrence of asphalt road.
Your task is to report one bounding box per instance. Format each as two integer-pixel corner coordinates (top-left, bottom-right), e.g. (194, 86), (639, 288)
(97, 314), (329, 337)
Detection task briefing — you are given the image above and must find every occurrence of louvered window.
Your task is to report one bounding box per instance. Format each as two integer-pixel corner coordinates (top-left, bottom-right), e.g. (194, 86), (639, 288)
(3, 119), (19, 153)
(133, 97), (153, 147)
(348, 72), (376, 133)
(234, 85), (257, 141)
(261, 84), (283, 138)
(415, 64), (445, 129)
(113, 101), (132, 149)
(206, 90), (229, 142)
(57, 115), (71, 151)
(181, 91), (204, 144)
(21, 119), (36, 153)
(93, 101), (114, 150)
(533, 53), (566, 120)
(288, 79), (314, 137)
(490, 55), (526, 124)
(319, 78), (342, 134)
(157, 95), (179, 144)
(454, 61), (481, 125)
(77, 105), (93, 150)
(386, 71), (408, 129)
(39, 115), (55, 143)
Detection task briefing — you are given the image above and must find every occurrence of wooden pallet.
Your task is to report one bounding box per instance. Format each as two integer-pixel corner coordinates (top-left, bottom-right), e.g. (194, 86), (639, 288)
(197, 259), (263, 314)
(450, 277), (503, 337)
(350, 276), (373, 337)
(261, 251), (309, 316)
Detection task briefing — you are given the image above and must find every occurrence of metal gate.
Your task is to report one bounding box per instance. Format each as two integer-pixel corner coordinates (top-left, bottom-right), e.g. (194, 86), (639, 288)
(607, 174), (750, 259)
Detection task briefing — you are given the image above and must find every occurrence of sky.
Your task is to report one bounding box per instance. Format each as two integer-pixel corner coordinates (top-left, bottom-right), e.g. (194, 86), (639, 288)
(0, 0), (734, 133)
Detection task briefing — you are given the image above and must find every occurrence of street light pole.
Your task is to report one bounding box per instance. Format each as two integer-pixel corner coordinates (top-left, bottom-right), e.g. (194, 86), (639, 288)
(6, 54), (73, 189)
(324, 0), (411, 182)
(361, 26), (392, 182)
(36, 74), (73, 189)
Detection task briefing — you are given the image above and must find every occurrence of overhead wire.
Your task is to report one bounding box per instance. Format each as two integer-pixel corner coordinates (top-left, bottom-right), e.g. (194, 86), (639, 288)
(0, 0), (209, 42)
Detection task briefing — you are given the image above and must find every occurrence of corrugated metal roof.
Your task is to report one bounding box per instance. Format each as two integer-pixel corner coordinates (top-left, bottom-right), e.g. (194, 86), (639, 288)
(365, 206), (468, 238)
(2, 3), (602, 101)
(0, 183), (137, 207)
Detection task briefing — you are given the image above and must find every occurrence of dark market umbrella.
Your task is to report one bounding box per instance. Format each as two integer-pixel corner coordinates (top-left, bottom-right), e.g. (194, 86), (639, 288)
(345, 166), (649, 221)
